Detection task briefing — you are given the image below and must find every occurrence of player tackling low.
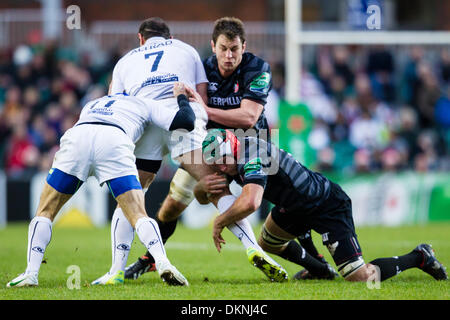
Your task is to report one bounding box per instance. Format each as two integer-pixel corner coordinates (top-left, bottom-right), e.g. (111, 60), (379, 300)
(198, 129), (448, 283)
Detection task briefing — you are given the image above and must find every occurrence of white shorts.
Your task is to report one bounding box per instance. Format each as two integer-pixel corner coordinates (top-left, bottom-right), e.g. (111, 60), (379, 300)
(134, 98), (208, 161)
(52, 124), (138, 185)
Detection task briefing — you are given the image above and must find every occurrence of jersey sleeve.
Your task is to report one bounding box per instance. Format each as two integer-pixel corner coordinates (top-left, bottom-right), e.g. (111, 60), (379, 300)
(238, 137), (271, 188)
(240, 157), (268, 188)
(193, 49), (208, 85)
(242, 59), (272, 106)
(110, 61), (125, 95)
(176, 40), (208, 85)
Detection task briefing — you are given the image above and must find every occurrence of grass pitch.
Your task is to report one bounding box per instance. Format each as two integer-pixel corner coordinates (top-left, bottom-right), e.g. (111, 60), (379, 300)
(1, 222), (449, 300)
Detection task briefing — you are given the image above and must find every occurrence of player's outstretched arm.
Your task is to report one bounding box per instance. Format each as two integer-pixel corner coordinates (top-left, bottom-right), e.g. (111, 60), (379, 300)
(212, 183), (264, 251)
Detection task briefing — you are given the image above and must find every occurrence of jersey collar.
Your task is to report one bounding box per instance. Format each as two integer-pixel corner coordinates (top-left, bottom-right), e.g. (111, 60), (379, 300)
(145, 37), (167, 44)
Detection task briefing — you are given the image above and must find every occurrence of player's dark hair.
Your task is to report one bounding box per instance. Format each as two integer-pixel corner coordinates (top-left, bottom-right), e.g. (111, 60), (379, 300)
(138, 17), (171, 40)
(212, 17), (246, 45)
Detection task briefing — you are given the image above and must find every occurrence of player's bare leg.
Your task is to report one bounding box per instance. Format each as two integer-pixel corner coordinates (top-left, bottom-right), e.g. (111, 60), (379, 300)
(35, 182), (73, 221)
(157, 196), (188, 223)
(7, 182), (73, 288)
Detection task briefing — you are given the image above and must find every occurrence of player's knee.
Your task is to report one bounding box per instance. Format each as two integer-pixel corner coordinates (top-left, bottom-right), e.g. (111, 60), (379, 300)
(168, 168), (196, 206)
(259, 223), (289, 255)
(338, 257), (368, 281)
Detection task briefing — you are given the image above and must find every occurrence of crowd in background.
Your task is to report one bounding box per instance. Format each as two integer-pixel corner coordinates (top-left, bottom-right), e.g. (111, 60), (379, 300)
(1, 39), (449, 179)
(269, 45), (450, 175)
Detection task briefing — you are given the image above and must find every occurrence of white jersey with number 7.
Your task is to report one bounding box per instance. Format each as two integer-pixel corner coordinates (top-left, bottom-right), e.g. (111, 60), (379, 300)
(110, 37), (208, 100)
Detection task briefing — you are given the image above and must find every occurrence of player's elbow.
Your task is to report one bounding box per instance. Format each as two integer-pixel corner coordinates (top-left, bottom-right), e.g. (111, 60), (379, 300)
(242, 113), (259, 129)
(169, 109), (195, 131)
(245, 197), (260, 213)
(183, 119), (195, 132)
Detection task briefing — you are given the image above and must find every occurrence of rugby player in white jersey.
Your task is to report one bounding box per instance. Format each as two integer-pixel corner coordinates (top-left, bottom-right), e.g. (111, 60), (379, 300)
(106, 17), (288, 282)
(6, 83), (194, 288)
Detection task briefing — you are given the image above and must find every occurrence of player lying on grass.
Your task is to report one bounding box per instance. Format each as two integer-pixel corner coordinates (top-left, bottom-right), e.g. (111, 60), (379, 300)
(124, 17), (333, 282)
(197, 128), (448, 282)
(6, 83), (195, 288)
(105, 17), (289, 283)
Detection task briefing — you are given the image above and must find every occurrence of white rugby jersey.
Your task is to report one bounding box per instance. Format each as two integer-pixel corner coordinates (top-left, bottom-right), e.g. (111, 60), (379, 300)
(110, 37), (208, 100)
(76, 94), (177, 143)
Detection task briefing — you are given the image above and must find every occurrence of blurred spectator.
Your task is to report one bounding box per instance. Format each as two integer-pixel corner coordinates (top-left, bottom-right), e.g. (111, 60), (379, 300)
(366, 45), (396, 103)
(349, 108), (385, 150)
(416, 61), (441, 128)
(308, 119), (330, 151)
(439, 49), (450, 85)
(395, 106), (420, 166)
(300, 70), (338, 124)
(402, 46), (424, 107)
(5, 123), (39, 177)
(380, 147), (403, 172)
(316, 146), (335, 173)
(434, 85), (450, 130)
(353, 148), (372, 173)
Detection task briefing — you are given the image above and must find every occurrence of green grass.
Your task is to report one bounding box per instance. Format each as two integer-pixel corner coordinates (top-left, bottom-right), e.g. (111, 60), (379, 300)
(0, 222), (449, 300)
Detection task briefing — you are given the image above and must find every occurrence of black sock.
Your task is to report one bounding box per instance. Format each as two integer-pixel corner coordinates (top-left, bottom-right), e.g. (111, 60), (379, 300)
(297, 231), (320, 258)
(157, 216), (178, 243)
(144, 217), (179, 264)
(279, 240), (329, 276)
(370, 251), (423, 281)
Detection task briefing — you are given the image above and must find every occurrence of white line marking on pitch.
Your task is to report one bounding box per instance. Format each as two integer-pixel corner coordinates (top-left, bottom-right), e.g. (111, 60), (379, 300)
(165, 242), (243, 251)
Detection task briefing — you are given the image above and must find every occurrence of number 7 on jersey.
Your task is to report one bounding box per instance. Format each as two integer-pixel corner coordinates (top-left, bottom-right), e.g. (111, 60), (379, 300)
(144, 51), (164, 72)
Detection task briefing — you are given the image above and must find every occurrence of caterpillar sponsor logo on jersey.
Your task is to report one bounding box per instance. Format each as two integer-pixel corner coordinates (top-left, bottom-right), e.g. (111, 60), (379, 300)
(208, 96), (242, 107)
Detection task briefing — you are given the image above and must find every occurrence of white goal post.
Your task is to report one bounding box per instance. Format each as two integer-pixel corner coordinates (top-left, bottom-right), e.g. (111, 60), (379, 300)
(284, 0), (450, 103)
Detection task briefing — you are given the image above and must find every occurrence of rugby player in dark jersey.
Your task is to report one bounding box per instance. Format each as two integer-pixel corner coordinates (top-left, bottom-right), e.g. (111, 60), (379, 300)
(199, 129), (448, 282)
(125, 17), (334, 281)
